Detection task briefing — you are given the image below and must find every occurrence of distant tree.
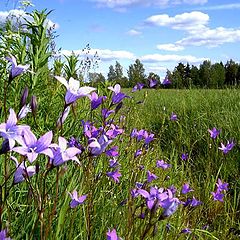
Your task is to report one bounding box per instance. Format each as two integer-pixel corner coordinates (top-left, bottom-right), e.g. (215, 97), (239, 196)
(210, 62), (225, 88)
(107, 65), (116, 82)
(190, 65), (200, 88)
(225, 59), (238, 86)
(115, 61), (123, 81)
(236, 64), (240, 86)
(127, 59), (146, 87)
(88, 72), (105, 87)
(199, 60), (211, 88)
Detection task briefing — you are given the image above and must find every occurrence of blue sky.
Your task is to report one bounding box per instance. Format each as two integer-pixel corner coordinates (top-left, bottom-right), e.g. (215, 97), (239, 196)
(1, 0), (240, 78)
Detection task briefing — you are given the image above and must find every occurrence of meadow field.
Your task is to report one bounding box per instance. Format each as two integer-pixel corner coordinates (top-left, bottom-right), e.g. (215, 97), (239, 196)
(0, 7), (240, 240)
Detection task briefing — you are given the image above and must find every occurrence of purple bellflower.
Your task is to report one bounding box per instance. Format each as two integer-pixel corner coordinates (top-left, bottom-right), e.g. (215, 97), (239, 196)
(0, 108), (30, 149)
(181, 153), (189, 161)
(208, 127), (220, 139)
(6, 55), (30, 81)
(89, 92), (106, 110)
(170, 112), (178, 121)
(132, 82), (144, 92)
(149, 79), (158, 88)
(17, 104), (31, 120)
(13, 130), (53, 163)
(219, 140), (235, 154)
(0, 228), (11, 240)
(55, 76), (95, 105)
(88, 134), (111, 156)
(147, 170), (158, 183)
(211, 191), (225, 202)
(69, 190), (87, 208)
(107, 169), (122, 183)
(216, 178), (229, 192)
(181, 183), (194, 194)
(108, 84), (127, 104)
(156, 160), (171, 170)
(106, 228), (119, 240)
(162, 77), (171, 86)
(11, 156), (36, 184)
(50, 137), (81, 166)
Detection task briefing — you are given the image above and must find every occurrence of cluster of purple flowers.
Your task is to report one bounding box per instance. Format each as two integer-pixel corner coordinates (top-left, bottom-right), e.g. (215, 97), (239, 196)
(211, 179), (229, 202)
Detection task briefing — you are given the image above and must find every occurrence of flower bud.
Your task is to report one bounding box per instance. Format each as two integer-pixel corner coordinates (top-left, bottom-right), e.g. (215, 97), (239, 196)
(20, 87), (29, 109)
(30, 95), (37, 117)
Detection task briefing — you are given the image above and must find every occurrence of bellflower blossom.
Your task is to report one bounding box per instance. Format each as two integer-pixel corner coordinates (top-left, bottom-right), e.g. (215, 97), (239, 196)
(181, 183), (194, 194)
(0, 228), (11, 240)
(88, 134), (111, 156)
(0, 108), (30, 149)
(211, 178), (228, 202)
(208, 127), (220, 139)
(89, 92), (106, 110)
(218, 140), (235, 154)
(147, 170), (158, 183)
(132, 82), (144, 92)
(106, 228), (119, 240)
(13, 130), (53, 163)
(156, 160), (171, 170)
(162, 77), (171, 86)
(108, 84), (127, 104)
(50, 136), (81, 166)
(170, 112), (178, 121)
(149, 79), (158, 88)
(6, 55), (30, 81)
(69, 190), (87, 208)
(55, 76), (95, 105)
(11, 156), (36, 184)
(107, 169), (122, 183)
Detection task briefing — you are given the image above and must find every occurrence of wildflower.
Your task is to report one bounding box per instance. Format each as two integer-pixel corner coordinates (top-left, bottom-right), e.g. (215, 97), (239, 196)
(181, 183), (194, 194)
(6, 55), (30, 82)
(181, 228), (192, 234)
(216, 179), (229, 192)
(55, 76), (95, 105)
(132, 82), (144, 92)
(162, 77), (171, 86)
(89, 92), (106, 110)
(149, 79), (158, 88)
(102, 108), (115, 119)
(30, 95), (37, 118)
(181, 153), (189, 161)
(106, 228), (119, 240)
(219, 141), (235, 154)
(211, 191), (225, 202)
(107, 169), (121, 183)
(57, 106), (70, 128)
(13, 130), (53, 163)
(0, 228), (11, 240)
(156, 160), (171, 169)
(147, 170), (158, 183)
(184, 196), (202, 207)
(170, 112), (178, 121)
(88, 134), (110, 156)
(69, 190), (87, 208)
(20, 87), (29, 109)
(0, 108), (30, 149)
(108, 84), (127, 104)
(109, 158), (119, 168)
(106, 146), (119, 157)
(50, 136), (81, 166)
(134, 149), (142, 158)
(208, 127), (220, 139)
(17, 104), (31, 120)
(11, 156), (36, 184)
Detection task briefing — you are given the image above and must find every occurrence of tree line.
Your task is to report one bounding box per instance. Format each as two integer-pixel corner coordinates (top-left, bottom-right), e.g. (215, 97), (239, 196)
(88, 59), (240, 89)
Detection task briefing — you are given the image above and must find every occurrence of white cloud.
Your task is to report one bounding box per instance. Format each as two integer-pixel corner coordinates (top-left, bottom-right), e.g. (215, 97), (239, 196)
(0, 9), (59, 30)
(145, 11), (209, 32)
(157, 43), (184, 51)
(61, 48), (135, 61)
(140, 53), (208, 64)
(127, 29), (142, 36)
(91, 0), (207, 8)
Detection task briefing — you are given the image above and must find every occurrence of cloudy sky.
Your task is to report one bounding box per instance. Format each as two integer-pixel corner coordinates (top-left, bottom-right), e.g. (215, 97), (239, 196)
(1, 0), (240, 78)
